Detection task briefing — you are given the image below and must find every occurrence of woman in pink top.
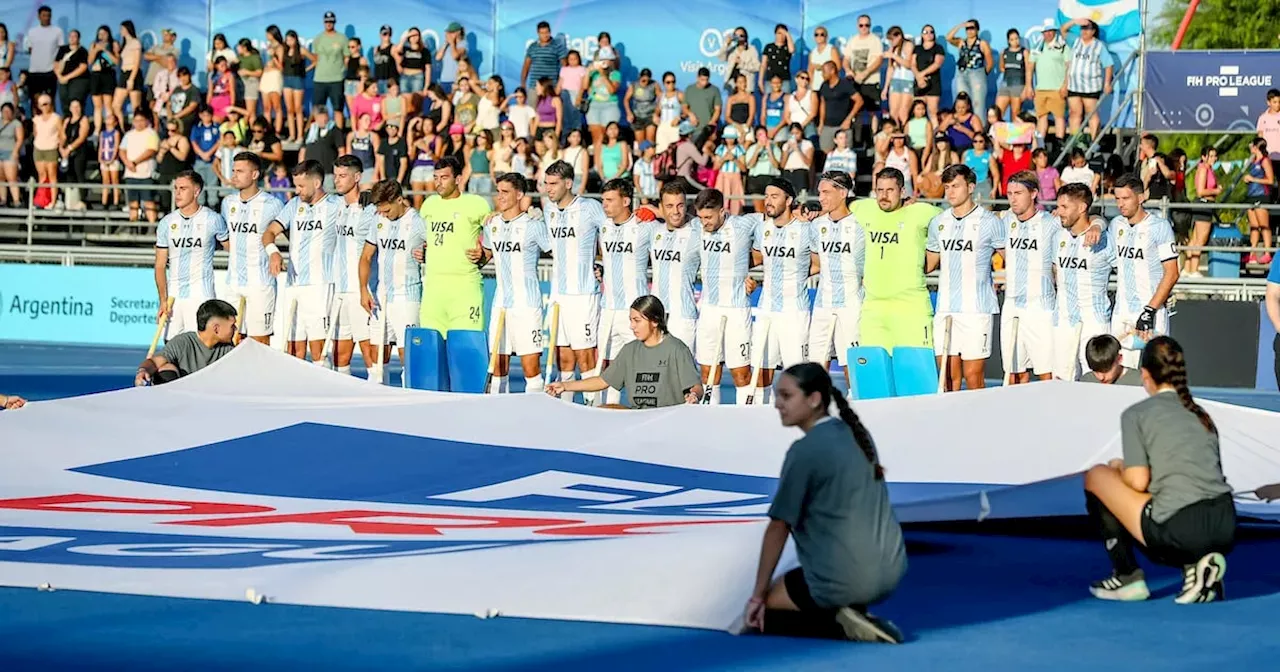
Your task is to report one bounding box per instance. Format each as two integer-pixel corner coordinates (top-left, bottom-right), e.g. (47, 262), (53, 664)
(349, 79), (383, 130)
(1032, 148), (1059, 204)
(207, 56), (236, 122)
(558, 50), (587, 133)
(1183, 146), (1220, 277)
(32, 94), (62, 209)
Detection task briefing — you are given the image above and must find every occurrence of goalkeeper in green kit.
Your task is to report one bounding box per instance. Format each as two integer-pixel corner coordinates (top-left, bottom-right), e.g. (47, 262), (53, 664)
(414, 156), (493, 334)
(853, 168), (940, 350)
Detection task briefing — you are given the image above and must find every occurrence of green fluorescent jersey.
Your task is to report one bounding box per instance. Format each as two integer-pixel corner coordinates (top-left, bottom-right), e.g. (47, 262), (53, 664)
(418, 193), (492, 280)
(854, 199), (940, 303)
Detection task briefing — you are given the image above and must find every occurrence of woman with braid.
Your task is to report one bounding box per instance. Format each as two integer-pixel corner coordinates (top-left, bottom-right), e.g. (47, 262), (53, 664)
(1084, 336), (1236, 604)
(744, 362), (906, 644)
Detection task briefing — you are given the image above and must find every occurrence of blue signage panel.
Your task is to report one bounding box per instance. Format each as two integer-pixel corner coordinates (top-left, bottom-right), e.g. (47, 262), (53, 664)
(1142, 50), (1280, 132)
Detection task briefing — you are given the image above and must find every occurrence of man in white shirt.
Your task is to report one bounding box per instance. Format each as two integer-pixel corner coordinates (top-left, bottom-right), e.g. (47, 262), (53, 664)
(151, 54), (180, 124)
(23, 6), (64, 103)
(121, 111), (161, 224)
(842, 14), (883, 142)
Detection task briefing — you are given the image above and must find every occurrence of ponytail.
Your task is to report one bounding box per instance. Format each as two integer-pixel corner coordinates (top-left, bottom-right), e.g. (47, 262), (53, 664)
(1140, 335), (1217, 436)
(830, 385), (885, 480)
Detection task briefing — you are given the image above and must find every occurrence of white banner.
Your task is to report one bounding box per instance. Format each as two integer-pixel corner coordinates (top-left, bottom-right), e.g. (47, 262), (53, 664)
(0, 342), (1276, 630)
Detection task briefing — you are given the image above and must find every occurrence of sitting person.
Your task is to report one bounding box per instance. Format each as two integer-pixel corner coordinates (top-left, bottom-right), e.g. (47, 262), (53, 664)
(0, 393), (26, 409)
(1082, 334), (1142, 385)
(545, 295), (702, 408)
(743, 362), (906, 643)
(135, 299), (239, 386)
(1083, 336), (1236, 603)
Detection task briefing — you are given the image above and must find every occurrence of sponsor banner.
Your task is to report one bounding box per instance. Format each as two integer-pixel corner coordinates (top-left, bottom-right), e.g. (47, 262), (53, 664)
(1142, 50), (1280, 133)
(0, 263), (163, 347)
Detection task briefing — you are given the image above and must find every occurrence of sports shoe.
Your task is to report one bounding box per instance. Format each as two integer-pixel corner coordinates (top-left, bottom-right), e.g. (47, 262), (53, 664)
(1089, 570), (1150, 601)
(835, 607), (903, 644)
(1174, 552), (1227, 604)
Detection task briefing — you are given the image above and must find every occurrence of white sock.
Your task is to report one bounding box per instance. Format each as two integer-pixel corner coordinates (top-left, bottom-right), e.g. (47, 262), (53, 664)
(337, 365), (351, 376)
(736, 385), (753, 405)
(312, 357), (329, 368)
(559, 371), (578, 403)
(493, 375), (509, 394)
(524, 374), (544, 394)
(368, 367), (383, 384)
(708, 381), (721, 404)
(756, 386), (771, 404)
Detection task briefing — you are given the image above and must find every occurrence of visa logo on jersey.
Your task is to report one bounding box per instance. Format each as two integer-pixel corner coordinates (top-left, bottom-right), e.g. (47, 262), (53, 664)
(603, 241), (634, 254)
(762, 245), (796, 258)
(703, 239), (732, 253)
(869, 231), (899, 244)
(493, 241), (523, 253)
(941, 239), (974, 252)
(1117, 246), (1145, 260)
(295, 220), (325, 232)
(1008, 238), (1039, 251)
(653, 249), (682, 262)
(171, 237), (204, 249)
(229, 221), (259, 234)
(380, 238), (407, 251)
(820, 241), (853, 254)
(1058, 256), (1089, 270)
(551, 227), (577, 239)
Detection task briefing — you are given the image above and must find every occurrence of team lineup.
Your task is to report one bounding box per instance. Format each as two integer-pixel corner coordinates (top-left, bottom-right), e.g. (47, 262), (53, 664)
(149, 147), (1180, 401)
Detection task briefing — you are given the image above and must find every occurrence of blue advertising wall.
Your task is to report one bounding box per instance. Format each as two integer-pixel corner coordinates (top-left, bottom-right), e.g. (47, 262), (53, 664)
(1142, 51), (1280, 133)
(3, 0), (1141, 126)
(0, 263), (164, 347)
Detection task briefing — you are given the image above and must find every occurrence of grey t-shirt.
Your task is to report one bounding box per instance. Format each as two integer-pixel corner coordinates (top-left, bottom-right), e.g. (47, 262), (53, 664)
(599, 335), (700, 409)
(1121, 391), (1232, 523)
(768, 417), (907, 608)
(683, 83), (722, 129)
(159, 331), (235, 377)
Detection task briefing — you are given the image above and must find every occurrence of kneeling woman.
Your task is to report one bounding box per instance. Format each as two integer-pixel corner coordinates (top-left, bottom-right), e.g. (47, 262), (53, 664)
(546, 295), (702, 408)
(1084, 336), (1236, 603)
(743, 363), (907, 643)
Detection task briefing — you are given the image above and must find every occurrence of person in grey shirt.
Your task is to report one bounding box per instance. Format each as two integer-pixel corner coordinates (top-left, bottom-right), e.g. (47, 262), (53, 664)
(135, 299), (238, 386)
(1083, 336), (1235, 604)
(743, 362), (906, 644)
(547, 296), (702, 408)
(1081, 334), (1143, 385)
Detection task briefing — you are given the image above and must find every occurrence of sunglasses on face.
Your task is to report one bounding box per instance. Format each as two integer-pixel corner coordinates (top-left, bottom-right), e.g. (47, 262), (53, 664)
(815, 32), (826, 37)
(859, 23), (870, 28)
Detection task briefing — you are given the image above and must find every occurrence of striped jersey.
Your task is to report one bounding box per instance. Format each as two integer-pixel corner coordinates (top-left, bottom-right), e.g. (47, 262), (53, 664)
(277, 193), (344, 286)
(544, 196), (604, 296)
(1001, 209), (1058, 312)
(698, 214), (758, 309)
(809, 212), (865, 310)
(155, 206), (227, 300)
(365, 208), (427, 303)
(1054, 221), (1116, 326)
(926, 205), (1007, 314)
(599, 214), (656, 311)
(1110, 210), (1178, 316)
(333, 200), (378, 294)
(483, 211), (550, 310)
(223, 190), (284, 289)
(650, 221), (702, 320)
(1067, 38), (1108, 94)
(753, 216), (815, 314)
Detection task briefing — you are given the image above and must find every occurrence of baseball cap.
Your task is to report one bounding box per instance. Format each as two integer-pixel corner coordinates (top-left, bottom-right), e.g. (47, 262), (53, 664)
(380, 25), (392, 35)
(1041, 23), (1058, 32)
(678, 120), (695, 137)
(637, 140), (653, 151)
(722, 126), (739, 140)
(323, 11), (336, 21)
(595, 45), (617, 62)
(767, 177), (796, 199)
(449, 123), (465, 135)
(161, 28), (176, 36)
(446, 22), (463, 33)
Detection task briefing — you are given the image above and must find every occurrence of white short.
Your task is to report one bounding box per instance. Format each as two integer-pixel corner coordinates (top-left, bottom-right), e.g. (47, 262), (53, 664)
(163, 297), (206, 340)
(1000, 309), (1054, 376)
(751, 312), (810, 370)
(596, 307), (636, 361)
(371, 300), (421, 346)
(1111, 307), (1170, 370)
(280, 284), (335, 343)
(1053, 320), (1111, 381)
(696, 305), (753, 369)
(550, 293), (600, 350)
(934, 312), (994, 360)
(223, 284), (277, 337)
(667, 316), (697, 358)
(808, 306), (862, 366)
(334, 291), (371, 342)
(490, 305), (545, 357)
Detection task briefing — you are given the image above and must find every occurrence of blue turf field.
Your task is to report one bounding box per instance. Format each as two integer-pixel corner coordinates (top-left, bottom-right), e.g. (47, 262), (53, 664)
(1, 343), (1278, 670)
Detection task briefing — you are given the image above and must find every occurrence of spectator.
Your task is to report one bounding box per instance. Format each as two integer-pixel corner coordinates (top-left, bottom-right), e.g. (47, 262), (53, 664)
(942, 92), (982, 151)
(281, 29), (313, 143)
(299, 107), (345, 190)
(206, 32), (237, 72)
(436, 22), (466, 94)
(533, 77), (561, 141)
(156, 117), (192, 209)
(142, 28), (178, 92)
(913, 24), (945, 123)
(349, 78), (383, 131)
(883, 132), (917, 196)
(633, 140), (658, 204)
(87, 27), (117, 133)
(408, 116), (443, 205)
(1030, 23), (1069, 144)
(262, 26), (286, 138)
(713, 126), (747, 214)
(779, 121), (814, 196)
(582, 57), (621, 147)
(151, 54), (179, 127)
(947, 20), (993, 114)
(1244, 137), (1275, 265)
(53, 29), (88, 115)
(904, 98), (932, 151)
(346, 113), (379, 186)
(996, 139), (1031, 196)
(31, 93), (60, 208)
(883, 26), (914, 126)
(654, 71), (685, 152)
(807, 26), (837, 91)
(1268, 259), (1280, 389)
(342, 38), (369, 121)
(1138, 134), (1172, 201)
(59, 98), (90, 209)
(1061, 147), (1099, 195)
(997, 29), (1029, 121)
(1258, 89), (1280, 199)
(207, 56), (236, 123)
(247, 118), (284, 166)
(121, 109), (160, 224)
(595, 121), (630, 184)
(0, 23), (14, 71)
(843, 14), (883, 141)
(372, 25), (397, 94)
(169, 67), (200, 134)
(1062, 18), (1113, 140)
(561, 127), (589, 195)
(626, 68), (658, 145)
(447, 77), (472, 133)
(720, 26), (760, 94)
(823, 128), (857, 181)
(379, 120), (408, 184)
(745, 126), (781, 202)
(725, 73), (755, 142)
(786, 71), (818, 138)
(760, 74), (786, 137)
(98, 112), (121, 209)
(760, 24), (794, 93)
(111, 21), (143, 128)
(23, 6), (64, 103)
(817, 60), (859, 153)
(463, 128), (492, 193)
(1184, 145), (1220, 277)
(684, 67), (721, 135)
(521, 21), (565, 92)
(0, 102), (21, 207)
(1033, 148), (1059, 203)
(237, 39), (263, 125)
(313, 13), (347, 127)
(190, 107), (220, 205)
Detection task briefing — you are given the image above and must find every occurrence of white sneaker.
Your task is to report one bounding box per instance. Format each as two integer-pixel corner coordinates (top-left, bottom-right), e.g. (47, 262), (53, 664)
(1089, 571), (1151, 601)
(1174, 552), (1226, 604)
(835, 607), (903, 643)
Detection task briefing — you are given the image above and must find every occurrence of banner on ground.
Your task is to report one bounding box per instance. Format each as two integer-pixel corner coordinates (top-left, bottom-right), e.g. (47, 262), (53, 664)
(0, 342), (1277, 630)
(1142, 50), (1280, 133)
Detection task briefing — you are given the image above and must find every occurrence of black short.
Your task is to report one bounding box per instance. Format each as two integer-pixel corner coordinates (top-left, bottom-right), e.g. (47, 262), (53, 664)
(313, 80), (344, 112)
(1140, 493), (1236, 567)
(783, 567), (826, 612)
(1068, 90), (1102, 100)
(25, 71), (57, 99)
(857, 82), (881, 108)
(117, 69), (144, 92)
(90, 69), (116, 97)
(914, 77), (941, 99)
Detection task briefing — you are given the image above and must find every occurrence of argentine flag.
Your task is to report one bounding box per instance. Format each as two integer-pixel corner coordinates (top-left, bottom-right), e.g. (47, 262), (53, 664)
(1057, 0), (1142, 42)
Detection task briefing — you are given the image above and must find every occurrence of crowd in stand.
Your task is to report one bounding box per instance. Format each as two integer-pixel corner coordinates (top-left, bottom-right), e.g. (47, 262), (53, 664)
(2, 5), (1279, 270)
